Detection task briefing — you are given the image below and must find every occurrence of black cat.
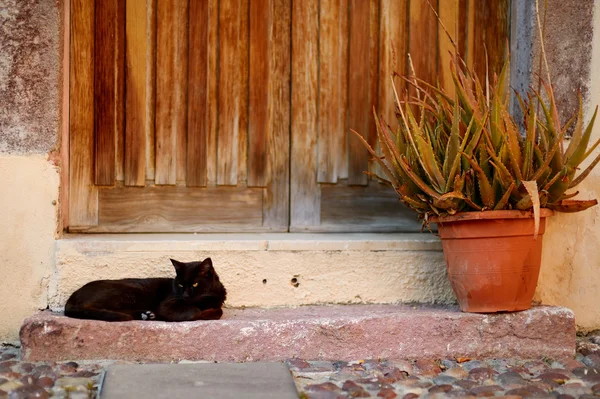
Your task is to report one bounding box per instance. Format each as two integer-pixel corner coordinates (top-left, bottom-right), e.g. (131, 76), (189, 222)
(64, 258), (226, 322)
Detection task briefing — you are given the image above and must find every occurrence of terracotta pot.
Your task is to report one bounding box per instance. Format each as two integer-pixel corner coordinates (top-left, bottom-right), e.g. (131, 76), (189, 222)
(432, 209), (553, 313)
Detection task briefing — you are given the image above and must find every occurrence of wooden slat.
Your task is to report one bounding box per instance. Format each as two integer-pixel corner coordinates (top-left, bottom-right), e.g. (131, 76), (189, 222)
(69, 0), (98, 226)
(466, 0), (475, 71)
(317, 181), (422, 232)
(206, 0), (219, 185)
(290, 0), (320, 228)
(93, 0), (117, 186)
(187, 0), (209, 187)
(408, 0), (438, 102)
(337, 2), (349, 180)
(146, 0), (156, 181)
(155, 0), (188, 185)
(471, 0), (510, 83)
(60, 0), (71, 231)
(347, 0), (379, 186)
(217, 0), (249, 186)
(457, 0), (467, 59)
(247, 0), (269, 187)
(379, 0), (408, 134)
(124, 0), (151, 186)
(97, 186), (264, 232)
(115, 0), (125, 181)
(263, 0), (291, 228)
(317, 0), (345, 184)
(438, 0), (459, 96)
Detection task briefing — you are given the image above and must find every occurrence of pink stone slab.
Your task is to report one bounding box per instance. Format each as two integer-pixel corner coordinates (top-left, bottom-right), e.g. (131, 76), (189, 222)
(20, 304), (575, 362)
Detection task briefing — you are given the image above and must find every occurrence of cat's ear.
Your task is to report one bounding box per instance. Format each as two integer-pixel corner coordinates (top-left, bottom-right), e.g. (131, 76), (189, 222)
(170, 258), (185, 274)
(200, 257), (214, 270)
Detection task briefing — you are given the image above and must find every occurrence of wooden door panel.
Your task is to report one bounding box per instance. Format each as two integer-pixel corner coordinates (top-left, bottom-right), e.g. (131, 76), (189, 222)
(124, 0), (153, 187)
(69, 0), (290, 233)
(69, 0), (508, 233)
(69, 0), (97, 227)
(290, 0), (509, 232)
(95, 185), (263, 233)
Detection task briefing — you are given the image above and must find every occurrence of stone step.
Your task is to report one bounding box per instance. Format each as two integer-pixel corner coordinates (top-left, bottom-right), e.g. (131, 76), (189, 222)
(20, 304), (575, 363)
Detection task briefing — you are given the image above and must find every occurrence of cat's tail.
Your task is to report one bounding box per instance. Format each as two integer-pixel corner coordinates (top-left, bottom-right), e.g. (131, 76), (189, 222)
(64, 304), (135, 321)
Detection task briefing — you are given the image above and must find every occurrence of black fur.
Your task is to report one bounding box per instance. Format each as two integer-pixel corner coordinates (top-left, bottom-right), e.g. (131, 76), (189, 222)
(64, 258), (226, 322)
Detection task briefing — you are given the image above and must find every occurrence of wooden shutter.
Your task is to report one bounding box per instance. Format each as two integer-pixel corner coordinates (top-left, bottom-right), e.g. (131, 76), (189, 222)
(69, 0), (290, 232)
(69, 0), (509, 233)
(289, 0), (509, 232)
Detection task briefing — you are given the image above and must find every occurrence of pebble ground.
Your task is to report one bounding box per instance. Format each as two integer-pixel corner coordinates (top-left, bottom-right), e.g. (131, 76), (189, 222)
(0, 332), (598, 398)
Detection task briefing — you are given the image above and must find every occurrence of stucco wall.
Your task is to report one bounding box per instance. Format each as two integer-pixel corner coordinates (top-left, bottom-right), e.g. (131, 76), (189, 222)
(0, 0), (599, 343)
(0, 0), (61, 342)
(534, 1), (600, 332)
(0, 156), (59, 341)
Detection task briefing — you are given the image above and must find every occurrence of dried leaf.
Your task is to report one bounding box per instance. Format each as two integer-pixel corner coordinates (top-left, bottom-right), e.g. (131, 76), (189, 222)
(522, 181), (541, 239)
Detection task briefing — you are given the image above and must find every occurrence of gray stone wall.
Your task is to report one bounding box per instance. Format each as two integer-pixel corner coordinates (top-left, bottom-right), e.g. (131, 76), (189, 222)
(531, 0), (595, 126)
(0, 0), (60, 154)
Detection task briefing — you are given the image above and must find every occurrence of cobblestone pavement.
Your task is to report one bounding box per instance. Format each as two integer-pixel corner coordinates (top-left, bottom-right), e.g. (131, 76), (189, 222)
(0, 332), (599, 398)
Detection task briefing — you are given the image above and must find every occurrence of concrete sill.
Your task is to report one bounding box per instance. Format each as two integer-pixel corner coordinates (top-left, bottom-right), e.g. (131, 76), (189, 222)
(52, 233), (450, 312)
(57, 233), (443, 252)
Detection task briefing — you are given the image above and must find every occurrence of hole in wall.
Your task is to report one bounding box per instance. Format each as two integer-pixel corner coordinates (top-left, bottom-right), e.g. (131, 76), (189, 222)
(290, 277), (299, 288)
(262, 279), (267, 284)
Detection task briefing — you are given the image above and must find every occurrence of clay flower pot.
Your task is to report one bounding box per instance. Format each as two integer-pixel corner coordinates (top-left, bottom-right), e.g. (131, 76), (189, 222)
(432, 209), (553, 313)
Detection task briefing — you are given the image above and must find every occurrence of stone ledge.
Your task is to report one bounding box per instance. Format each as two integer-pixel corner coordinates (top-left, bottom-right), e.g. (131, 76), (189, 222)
(52, 234), (451, 310)
(20, 305), (575, 363)
(57, 233), (443, 252)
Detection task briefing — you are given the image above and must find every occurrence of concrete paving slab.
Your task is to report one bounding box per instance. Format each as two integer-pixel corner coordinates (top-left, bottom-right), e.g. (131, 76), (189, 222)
(99, 362), (298, 399)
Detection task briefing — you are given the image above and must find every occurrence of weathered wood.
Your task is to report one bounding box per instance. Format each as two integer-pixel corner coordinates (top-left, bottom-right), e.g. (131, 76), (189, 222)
(263, 0), (291, 229)
(290, 0), (320, 227)
(115, 0), (125, 181)
(217, 0), (249, 186)
(187, 0), (209, 187)
(457, 0), (467, 59)
(60, 0), (71, 231)
(96, 185), (264, 232)
(317, 0), (347, 184)
(347, 0), (379, 186)
(466, 0), (475, 71)
(438, 0), (459, 96)
(248, 0), (270, 187)
(155, 0), (188, 185)
(70, 0), (98, 226)
(318, 181), (421, 232)
(206, 0), (219, 185)
(124, 0), (151, 186)
(379, 0), (408, 134)
(472, 0), (510, 83)
(93, 0), (117, 186)
(146, 0), (156, 181)
(337, 1), (349, 180)
(408, 0), (438, 102)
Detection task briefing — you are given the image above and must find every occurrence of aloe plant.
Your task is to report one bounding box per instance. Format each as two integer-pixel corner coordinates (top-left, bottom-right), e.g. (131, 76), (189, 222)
(353, 55), (600, 225)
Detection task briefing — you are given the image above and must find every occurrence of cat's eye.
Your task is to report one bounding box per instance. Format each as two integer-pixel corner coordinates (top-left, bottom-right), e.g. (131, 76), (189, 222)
(178, 284), (183, 288)
(192, 283), (198, 287)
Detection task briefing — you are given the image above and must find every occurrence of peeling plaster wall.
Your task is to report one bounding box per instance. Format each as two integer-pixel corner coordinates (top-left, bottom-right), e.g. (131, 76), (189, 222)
(0, 0), (61, 341)
(534, 1), (600, 332)
(530, 0), (595, 134)
(0, 0), (60, 154)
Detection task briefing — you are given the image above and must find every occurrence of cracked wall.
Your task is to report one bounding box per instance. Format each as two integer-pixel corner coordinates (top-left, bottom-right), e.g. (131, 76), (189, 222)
(0, 0), (61, 341)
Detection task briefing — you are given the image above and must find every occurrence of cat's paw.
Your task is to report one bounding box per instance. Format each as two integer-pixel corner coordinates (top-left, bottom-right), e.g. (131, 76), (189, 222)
(140, 311), (156, 321)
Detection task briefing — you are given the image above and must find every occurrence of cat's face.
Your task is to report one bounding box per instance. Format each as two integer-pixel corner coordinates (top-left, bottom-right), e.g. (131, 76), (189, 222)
(170, 258), (221, 302)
